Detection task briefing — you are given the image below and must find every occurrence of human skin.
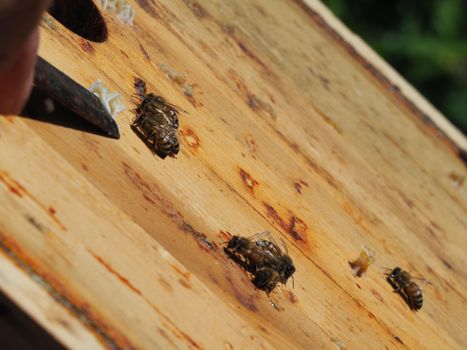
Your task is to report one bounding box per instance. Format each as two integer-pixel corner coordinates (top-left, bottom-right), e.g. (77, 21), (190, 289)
(0, 0), (52, 114)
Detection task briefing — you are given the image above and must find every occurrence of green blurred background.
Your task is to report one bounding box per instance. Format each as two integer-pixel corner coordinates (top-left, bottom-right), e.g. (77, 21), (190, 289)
(323, 0), (467, 135)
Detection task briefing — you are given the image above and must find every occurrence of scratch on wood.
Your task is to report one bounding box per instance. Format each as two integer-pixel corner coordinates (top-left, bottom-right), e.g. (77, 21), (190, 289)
(0, 171), (67, 231)
(139, 43), (150, 61)
(88, 249), (143, 296)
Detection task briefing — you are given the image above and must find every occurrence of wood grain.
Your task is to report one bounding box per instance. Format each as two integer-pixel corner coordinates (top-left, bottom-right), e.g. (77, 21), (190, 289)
(0, 0), (466, 349)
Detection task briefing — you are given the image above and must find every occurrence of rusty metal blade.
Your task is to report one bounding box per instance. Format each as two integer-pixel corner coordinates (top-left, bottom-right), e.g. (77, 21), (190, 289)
(33, 57), (120, 139)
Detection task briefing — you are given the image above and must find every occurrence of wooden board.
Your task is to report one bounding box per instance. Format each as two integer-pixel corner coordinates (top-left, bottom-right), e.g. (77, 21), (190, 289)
(1, 0), (466, 349)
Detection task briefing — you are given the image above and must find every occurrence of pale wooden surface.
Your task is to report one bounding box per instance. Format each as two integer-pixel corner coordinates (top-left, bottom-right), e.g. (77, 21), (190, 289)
(1, 0), (466, 349)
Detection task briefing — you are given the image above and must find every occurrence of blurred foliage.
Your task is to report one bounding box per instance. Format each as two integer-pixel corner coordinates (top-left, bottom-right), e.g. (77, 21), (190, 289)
(323, 0), (467, 135)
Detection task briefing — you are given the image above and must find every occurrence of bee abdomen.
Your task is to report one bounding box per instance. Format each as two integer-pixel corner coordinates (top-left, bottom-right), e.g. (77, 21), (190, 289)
(406, 283), (423, 311)
(156, 137), (179, 158)
(172, 141), (180, 154)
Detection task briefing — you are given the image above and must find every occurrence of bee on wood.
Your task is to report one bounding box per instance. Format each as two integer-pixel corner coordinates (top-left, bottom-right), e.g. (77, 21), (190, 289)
(224, 232), (295, 294)
(132, 77), (182, 159)
(386, 267), (424, 311)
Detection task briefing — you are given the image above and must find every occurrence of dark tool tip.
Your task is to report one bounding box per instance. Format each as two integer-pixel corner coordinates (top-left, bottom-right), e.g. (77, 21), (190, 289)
(107, 118), (120, 139)
(86, 93), (121, 139)
(34, 57), (121, 139)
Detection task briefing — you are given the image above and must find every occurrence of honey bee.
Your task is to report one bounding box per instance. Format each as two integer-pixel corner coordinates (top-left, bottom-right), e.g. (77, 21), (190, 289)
(386, 267), (423, 311)
(132, 77), (181, 159)
(224, 232), (295, 294)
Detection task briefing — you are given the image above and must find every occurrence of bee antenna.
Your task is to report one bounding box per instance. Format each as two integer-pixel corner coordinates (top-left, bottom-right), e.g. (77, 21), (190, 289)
(381, 266), (393, 274)
(291, 276), (295, 289)
(217, 237), (233, 245)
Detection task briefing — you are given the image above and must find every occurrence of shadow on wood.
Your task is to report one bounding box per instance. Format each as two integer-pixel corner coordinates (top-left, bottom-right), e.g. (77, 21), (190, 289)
(0, 289), (66, 350)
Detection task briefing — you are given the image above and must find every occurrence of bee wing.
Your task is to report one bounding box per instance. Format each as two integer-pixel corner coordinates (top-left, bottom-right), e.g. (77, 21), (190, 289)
(248, 231), (285, 257)
(380, 266), (394, 275)
(277, 237), (288, 256)
(160, 100), (189, 114)
(411, 276), (432, 285)
(247, 231), (274, 243)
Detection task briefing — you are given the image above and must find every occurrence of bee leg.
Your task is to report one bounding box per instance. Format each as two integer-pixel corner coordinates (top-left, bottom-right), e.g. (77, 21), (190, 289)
(147, 131), (157, 146)
(265, 284), (275, 294)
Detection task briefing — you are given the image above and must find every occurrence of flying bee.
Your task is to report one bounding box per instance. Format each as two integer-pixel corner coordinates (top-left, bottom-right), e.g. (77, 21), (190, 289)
(132, 77), (183, 159)
(224, 231), (295, 294)
(386, 267), (424, 311)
